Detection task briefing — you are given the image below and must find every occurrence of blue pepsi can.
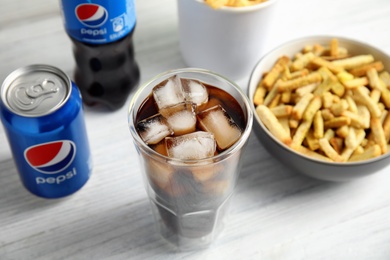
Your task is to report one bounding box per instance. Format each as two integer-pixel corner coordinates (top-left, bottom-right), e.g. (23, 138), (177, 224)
(0, 64), (92, 198)
(60, 0), (136, 44)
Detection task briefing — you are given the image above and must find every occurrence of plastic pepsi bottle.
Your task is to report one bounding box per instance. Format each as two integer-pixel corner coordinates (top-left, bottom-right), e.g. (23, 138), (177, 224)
(60, 0), (140, 110)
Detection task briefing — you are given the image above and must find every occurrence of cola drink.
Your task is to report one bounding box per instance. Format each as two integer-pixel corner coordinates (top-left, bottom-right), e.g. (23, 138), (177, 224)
(128, 69), (253, 249)
(60, 0), (140, 110)
(135, 78), (246, 238)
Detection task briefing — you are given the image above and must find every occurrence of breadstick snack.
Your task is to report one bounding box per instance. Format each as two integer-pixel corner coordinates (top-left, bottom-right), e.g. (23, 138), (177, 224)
(253, 38), (390, 163)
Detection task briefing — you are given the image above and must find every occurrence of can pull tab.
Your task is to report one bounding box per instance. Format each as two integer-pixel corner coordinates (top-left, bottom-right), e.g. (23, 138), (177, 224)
(14, 79), (59, 111)
(26, 80), (58, 98)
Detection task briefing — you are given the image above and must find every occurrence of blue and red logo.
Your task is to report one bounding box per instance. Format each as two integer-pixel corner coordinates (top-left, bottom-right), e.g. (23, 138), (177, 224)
(75, 4), (108, 28)
(24, 141), (76, 174)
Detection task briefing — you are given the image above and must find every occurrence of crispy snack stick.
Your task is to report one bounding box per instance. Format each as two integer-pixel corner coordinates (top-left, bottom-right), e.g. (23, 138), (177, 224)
(330, 81), (345, 97)
(296, 145), (333, 162)
(268, 94), (281, 108)
(291, 92), (314, 120)
(289, 118), (299, 129)
(349, 61), (384, 77)
(331, 55), (375, 70)
(357, 105), (371, 129)
(352, 86), (382, 118)
(345, 95), (358, 113)
(342, 77), (369, 89)
(313, 44), (325, 56)
(336, 125), (349, 138)
(324, 116), (351, 129)
(290, 69), (309, 79)
(321, 108), (334, 120)
(352, 145), (365, 156)
(281, 90), (292, 103)
(253, 80), (268, 105)
(296, 83), (318, 97)
(349, 145), (381, 162)
(337, 70), (354, 82)
(318, 66), (338, 82)
(319, 138), (344, 162)
(341, 129), (366, 161)
(324, 128), (335, 140)
(382, 112), (390, 142)
(380, 83), (390, 108)
(379, 71), (390, 87)
(306, 130), (320, 150)
(277, 72), (322, 92)
(370, 117), (387, 154)
(370, 89), (381, 103)
(270, 105), (293, 117)
(321, 92), (333, 108)
(263, 81), (280, 106)
(303, 96), (322, 122)
(344, 127), (357, 149)
(291, 120), (312, 149)
(367, 67), (383, 90)
(256, 105), (292, 145)
(310, 56), (344, 74)
(380, 109), (388, 124)
(367, 68), (390, 108)
(330, 99), (348, 116)
(329, 137), (343, 154)
(263, 56), (290, 89)
(341, 110), (365, 128)
(313, 111), (324, 139)
(279, 117), (291, 136)
(291, 52), (315, 71)
(313, 78), (333, 96)
(330, 38), (339, 57)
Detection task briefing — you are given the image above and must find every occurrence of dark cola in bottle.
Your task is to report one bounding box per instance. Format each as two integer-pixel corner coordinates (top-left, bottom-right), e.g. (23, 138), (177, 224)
(60, 0), (140, 110)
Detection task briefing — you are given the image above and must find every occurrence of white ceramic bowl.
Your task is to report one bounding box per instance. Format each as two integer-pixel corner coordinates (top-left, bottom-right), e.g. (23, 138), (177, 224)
(248, 36), (390, 181)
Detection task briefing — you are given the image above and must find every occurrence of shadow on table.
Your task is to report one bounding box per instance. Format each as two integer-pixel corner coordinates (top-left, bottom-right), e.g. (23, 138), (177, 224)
(235, 132), (350, 208)
(14, 198), (180, 258)
(0, 159), (62, 208)
(0, 159), (182, 258)
(0, 158), (84, 210)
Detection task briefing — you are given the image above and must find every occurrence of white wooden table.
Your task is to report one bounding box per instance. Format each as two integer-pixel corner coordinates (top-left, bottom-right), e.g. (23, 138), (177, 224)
(1, 0), (390, 259)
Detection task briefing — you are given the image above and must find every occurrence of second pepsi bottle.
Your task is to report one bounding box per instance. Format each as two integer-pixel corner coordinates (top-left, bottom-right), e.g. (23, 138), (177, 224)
(60, 0), (140, 111)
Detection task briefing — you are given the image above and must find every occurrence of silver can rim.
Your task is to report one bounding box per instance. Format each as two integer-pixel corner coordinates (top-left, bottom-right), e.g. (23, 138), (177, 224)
(0, 64), (72, 117)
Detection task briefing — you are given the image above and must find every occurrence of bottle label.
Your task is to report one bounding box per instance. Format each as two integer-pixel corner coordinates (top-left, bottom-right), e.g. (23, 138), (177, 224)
(60, 0), (136, 44)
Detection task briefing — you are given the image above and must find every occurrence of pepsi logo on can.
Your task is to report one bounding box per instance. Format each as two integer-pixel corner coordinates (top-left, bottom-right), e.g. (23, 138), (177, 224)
(25, 140), (76, 174)
(61, 0), (136, 44)
(0, 64), (92, 198)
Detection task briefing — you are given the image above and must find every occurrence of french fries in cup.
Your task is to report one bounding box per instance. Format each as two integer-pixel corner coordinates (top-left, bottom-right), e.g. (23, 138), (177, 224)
(248, 36), (390, 181)
(204, 0), (268, 9)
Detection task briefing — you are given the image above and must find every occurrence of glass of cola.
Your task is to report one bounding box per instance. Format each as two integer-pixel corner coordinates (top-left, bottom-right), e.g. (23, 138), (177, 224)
(128, 68), (253, 250)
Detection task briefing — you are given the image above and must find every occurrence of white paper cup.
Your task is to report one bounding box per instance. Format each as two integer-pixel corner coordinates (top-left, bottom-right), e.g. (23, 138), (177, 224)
(177, 0), (278, 81)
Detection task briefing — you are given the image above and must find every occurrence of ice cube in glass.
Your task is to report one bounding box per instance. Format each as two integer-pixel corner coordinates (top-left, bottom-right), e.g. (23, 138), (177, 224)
(136, 114), (173, 145)
(165, 131), (216, 160)
(180, 78), (209, 106)
(197, 105), (242, 150)
(153, 76), (185, 110)
(160, 102), (197, 136)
